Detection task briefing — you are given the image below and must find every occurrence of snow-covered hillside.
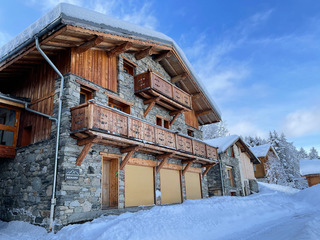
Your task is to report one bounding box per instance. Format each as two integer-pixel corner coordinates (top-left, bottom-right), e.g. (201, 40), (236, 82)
(0, 183), (319, 240)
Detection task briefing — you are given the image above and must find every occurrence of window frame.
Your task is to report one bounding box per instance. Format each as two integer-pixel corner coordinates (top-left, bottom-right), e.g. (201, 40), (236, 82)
(226, 166), (234, 187)
(122, 56), (137, 76)
(156, 115), (170, 129)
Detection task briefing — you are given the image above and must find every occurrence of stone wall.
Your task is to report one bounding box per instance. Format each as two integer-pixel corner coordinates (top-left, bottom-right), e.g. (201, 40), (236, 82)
(0, 138), (55, 227)
(207, 147), (243, 197)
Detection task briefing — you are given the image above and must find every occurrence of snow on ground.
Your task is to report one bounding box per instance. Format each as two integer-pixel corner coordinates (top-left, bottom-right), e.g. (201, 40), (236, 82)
(0, 183), (319, 240)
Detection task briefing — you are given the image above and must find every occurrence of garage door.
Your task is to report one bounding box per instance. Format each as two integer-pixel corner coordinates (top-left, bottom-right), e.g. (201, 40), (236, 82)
(185, 172), (202, 199)
(160, 169), (182, 204)
(125, 164), (155, 207)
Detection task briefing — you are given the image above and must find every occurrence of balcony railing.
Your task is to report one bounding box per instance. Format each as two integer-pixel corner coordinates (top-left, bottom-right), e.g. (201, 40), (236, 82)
(70, 102), (217, 161)
(134, 71), (192, 111)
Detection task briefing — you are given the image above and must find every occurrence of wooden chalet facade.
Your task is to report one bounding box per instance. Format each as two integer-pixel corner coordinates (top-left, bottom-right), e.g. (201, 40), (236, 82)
(250, 144), (279, 181)
(300, 159), (320, 187)
(0, 4), (221, 230)
(205, 135), (260, 196)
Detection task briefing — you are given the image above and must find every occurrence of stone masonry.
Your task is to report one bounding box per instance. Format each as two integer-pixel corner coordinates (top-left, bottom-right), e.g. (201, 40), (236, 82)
(207, 144), (243, 196)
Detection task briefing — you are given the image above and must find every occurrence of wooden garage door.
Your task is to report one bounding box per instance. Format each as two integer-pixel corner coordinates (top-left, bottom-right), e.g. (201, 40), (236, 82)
(125, 164), (154, 207)
(160, 169), (182, 204)
(185, 172), (202, 199)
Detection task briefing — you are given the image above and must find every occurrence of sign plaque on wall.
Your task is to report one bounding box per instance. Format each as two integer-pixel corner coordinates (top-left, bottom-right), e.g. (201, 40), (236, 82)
(65, 168), (80, 180)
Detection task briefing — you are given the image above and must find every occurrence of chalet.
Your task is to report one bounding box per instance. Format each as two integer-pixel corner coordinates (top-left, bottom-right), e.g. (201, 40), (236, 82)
(250, 144), (279, 181)
(0, 4), (221, 231)
(205, 135), (260, 196)
(300, 159), (320, 187)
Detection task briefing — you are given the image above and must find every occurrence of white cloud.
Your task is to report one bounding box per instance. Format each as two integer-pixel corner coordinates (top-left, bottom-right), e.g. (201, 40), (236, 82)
(228, 120), (268, 139)
(282, 108), (320, 137)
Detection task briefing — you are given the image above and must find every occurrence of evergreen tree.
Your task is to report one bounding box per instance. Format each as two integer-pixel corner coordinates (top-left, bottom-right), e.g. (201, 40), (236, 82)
(297, 147), (308, 160)
(203, 121), (229, 139)
(266, 150), (287, 185)
(308, 147), (319, 159)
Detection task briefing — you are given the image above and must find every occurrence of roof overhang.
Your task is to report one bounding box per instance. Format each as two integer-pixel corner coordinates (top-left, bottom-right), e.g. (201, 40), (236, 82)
(0, 3), (221, 125)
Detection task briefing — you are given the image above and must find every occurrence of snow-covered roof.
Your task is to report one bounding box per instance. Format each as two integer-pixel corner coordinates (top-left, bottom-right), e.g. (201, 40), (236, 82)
(250, 144), (279, 160)
(205, 135), (260, 164)
(0, 3), (221, 119)
(204, 135), (239, 154)
(300, 159), (320, 176)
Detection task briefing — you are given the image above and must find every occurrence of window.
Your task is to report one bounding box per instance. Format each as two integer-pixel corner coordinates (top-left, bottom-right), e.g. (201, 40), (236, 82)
(226, 166), (234, 187)
(156, 116), (169, 129)
(123, 57), (137, 76)
(0, 107), (17, 147)
(108, 96), (131, 114)
(80, 86), (93, 105)
(187, 129), (194, 137)
(227, 146), (234, 157)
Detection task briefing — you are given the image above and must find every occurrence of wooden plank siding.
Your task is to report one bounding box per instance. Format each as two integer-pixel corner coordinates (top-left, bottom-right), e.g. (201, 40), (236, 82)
(184, 110), (199, 129)
(70, 48), (117, 92)
(6, 51), (71, 145)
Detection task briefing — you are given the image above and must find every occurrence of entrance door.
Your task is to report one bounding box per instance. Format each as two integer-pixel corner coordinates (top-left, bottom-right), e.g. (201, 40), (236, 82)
(102, 157), (119, 208)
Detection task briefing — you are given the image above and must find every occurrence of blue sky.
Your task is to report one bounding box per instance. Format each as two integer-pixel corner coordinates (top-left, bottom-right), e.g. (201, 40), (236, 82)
(0, 0), (320, 154)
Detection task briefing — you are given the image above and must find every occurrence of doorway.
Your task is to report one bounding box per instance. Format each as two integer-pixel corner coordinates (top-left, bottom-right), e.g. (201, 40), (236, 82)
(101, 157), (119, 208)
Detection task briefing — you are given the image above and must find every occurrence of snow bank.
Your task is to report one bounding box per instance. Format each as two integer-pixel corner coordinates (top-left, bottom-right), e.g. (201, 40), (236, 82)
(300, 159), (320, 176)
(1, 183), (319, 240)
(258, 182), (300, 194)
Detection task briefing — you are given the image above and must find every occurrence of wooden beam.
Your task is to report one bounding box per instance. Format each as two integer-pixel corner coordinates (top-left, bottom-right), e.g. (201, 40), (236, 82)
(135, 46), (156, 60)
(120, 145), (139, 153)
(169, 109), (184, 116)
(77, 136), (101, 146)
(171, 73), (188, 83)
(181, 158), (197, 164)
(202, 164), (216, 177)
(182, 162), (193, 175)
(192, 92), (202, 101)
(156, 153), (174, 159)
(156, 153), (173, 173)
(154, 51), (172, 62)
(107, 41), (133, 57)
(76, 36), (104, 53)
(195, 109), (212, 117)
(143, 97), (160, 118)
(76, 142), (93, 166)
(169, 110), (183, 127)
(120, 146), (139, 170)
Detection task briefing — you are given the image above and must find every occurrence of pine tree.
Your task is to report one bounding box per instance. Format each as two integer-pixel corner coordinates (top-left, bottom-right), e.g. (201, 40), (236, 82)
(308, 147), (319, 159)
(266, 150), (287, 185)
(297, 147), (308, 160)
(203, 121), (229, 139)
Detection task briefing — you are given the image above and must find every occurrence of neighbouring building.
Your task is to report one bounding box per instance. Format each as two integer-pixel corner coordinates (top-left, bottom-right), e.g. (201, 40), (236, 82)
(0, 4), (222, 231)
(250, 144), (279, 182)
(205, 135), (260, 197)
(300, 159), (320, 187)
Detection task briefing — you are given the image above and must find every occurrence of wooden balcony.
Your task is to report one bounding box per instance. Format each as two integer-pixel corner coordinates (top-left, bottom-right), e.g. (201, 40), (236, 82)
(70, 102), (218, 165)
(134, 71), (192, 114)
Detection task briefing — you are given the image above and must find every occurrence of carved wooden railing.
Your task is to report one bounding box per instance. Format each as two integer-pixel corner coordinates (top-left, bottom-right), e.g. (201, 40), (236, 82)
(134, 71), (192, 109)
(71, 102), (217, 160)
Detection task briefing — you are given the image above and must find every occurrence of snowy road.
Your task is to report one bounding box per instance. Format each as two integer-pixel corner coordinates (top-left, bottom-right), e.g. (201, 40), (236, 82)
(0, 183), (319, 240)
